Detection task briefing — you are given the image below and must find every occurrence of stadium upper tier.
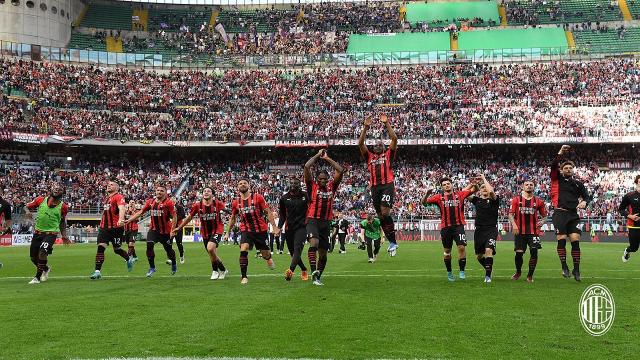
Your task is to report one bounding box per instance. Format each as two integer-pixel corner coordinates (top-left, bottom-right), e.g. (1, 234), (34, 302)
(2, 58), (640, 142)
(61, 0), (640, 60)
(574, 27), (640, 54)
(504, 0), (623, 25)
(79, 3), (133, 31)
(631, 0), (640, 20)
(0, 146), (636, 221)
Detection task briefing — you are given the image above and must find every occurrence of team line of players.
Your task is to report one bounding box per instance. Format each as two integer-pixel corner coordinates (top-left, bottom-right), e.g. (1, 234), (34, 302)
(13, 118), (640, 285)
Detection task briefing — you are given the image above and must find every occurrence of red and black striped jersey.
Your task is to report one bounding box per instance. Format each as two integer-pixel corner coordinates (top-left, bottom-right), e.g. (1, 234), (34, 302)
(100, 193), (125, 229)
(190, 199), (225, 239)
(550, 155), (591, 210)
(509, 195), (547, 235)
(425, 190), (473, 229)
(619, 191), (640, 228)
(231, 193), (269, 233)
(124, 208), (139, 232)
(141, 197), (176, 234)
(306, 180), (338, 221)
(366, 148), (396, 186)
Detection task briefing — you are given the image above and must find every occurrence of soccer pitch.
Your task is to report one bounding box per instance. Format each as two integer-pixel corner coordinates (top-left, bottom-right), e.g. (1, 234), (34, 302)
(0, 242), (637, 360)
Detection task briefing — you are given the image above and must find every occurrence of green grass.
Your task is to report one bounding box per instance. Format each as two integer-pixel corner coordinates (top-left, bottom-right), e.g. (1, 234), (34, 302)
(0, 241), (638, 359)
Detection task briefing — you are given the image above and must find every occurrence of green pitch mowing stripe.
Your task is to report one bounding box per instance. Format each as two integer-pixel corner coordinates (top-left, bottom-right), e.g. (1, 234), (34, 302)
(0, 242), (637, 360)
(77, 358), (329, 360)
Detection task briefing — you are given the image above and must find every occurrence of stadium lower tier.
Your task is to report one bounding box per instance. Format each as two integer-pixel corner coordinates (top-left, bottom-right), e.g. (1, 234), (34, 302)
(2, 99), (639, 142)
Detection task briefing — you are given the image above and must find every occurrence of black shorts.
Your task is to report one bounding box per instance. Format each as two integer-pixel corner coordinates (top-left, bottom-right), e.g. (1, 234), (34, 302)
(171, 231), (183, 244)
(441, 225), (467, 249)
(474, 226), (498, 255)
(306, 218), (331, 250)
(514, 234), (542, 252)
(371, 184), (395, 212)
(365, 236), (381, 244)
(241, 232), (269, 251)
(125, 230), (138, 243)
(552, 210), (581, 236)
(286, 226), (307, 252)
(338, 233), (347, 242)
(628, 228), (640, 247)
(203, 233), (222, 248)
(97, 228), (125, 247)
(30, 233), (57, 258)
(147, 230), (171, 246)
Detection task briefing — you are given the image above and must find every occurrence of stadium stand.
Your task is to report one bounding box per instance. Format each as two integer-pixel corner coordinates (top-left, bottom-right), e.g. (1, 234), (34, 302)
(573, 27), (640, 53)
(148, 7), (211, 32)
(627, 0), (640, 20)
(216, 9), (290, 33)
(79, 3), (133, 31)
(630, 0), (640, 19)
(67, 32), (108, 51)
(2, 58), (640, 141)
(504, 0), (622, 25)
(53, 0), (640, 57)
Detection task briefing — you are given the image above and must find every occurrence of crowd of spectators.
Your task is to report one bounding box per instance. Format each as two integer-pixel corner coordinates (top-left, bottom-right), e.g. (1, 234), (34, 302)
(111, 2), (401, 57)
(69, 1), (637, 57)
(4, 97), (640, 142)
(0, 153), (190, 214)
(218, 2), (401, 34)
(5, 59), (639, 112)
(3, 58), (640, 141)
(120, 27), (349, 57)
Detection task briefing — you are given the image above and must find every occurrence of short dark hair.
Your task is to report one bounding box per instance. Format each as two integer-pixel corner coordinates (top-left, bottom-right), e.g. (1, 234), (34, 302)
(561, 161), (575, 168)
(155, 184), (166, 190)
(52, 183), (66, 195)
(440, 177), (452, 185)
(109, 178), (119, 185)
(237, 178), (251, 185)
(316, 170), (330, 178)
(635, 174), (640, 184)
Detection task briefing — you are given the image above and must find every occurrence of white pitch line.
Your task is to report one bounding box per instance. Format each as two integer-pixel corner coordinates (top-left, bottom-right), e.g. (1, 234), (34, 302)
(335, 268), (640, 273)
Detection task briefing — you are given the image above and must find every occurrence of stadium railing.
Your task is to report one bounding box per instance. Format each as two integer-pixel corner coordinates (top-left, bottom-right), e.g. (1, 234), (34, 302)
(2, 39), (638, 68)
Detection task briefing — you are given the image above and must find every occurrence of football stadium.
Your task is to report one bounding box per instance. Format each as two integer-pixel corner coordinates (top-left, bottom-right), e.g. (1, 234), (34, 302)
(0, 0), (639, 359)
